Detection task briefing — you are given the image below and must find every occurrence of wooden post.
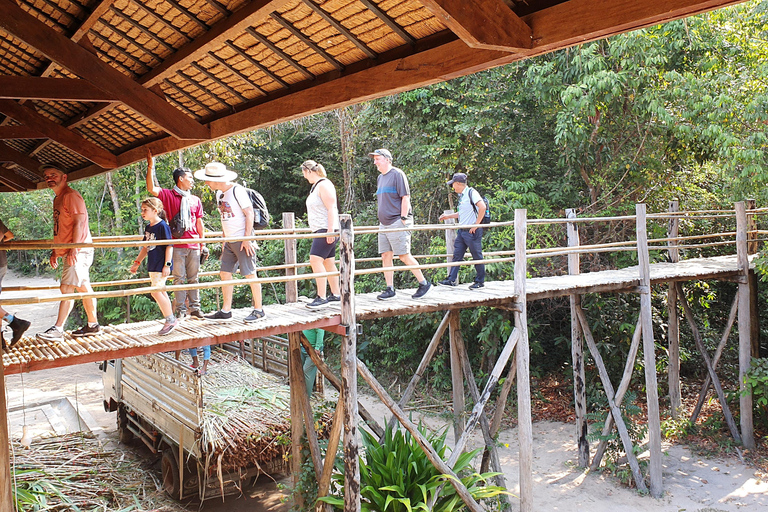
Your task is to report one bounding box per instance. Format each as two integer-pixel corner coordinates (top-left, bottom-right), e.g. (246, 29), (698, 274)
(736, 202), (755, 449)
(444, 209), (457, 283)
(0, 349), (13, 511)
(667, 200), (682, 418)
(636, 203), (663, 498)
(339, 214), (361, 511)
(283, 212), (298, 303)
(514, 208), (533, 512)
(449, 310), (466, 441)
(746, 199), (760, 358)
(566, 208), (588, 467)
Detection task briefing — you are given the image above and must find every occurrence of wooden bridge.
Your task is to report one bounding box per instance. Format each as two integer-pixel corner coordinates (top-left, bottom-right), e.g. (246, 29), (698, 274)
(0, 202), (764, 511)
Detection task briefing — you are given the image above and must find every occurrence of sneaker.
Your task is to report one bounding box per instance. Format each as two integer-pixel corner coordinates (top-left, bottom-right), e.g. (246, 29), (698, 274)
(412, 281), (432, 299)
(188, 310), (205, 319)
(469, 282), (485, 290)
(205, 310), (232, 322)
(244, 309), (266, 323)
(37, 326), (64, 342)
(72, 324), (100, 337)
(9, 317), (31, 345)
(306, 296), (329, 309)
(438, 279), (457, 287)
(377, 287), (396, 300)
(327, 294), (341, 303)
(158, 318), (178, 336)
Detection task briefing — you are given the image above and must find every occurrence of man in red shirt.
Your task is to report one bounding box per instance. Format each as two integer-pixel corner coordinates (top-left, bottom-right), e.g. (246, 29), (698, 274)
(146, 151), (205, 319)
(37, 165), (100, 341)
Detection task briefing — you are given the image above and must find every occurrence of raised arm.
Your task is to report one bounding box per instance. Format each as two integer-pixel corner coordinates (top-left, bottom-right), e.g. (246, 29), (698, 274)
(145, 149), (161, 197)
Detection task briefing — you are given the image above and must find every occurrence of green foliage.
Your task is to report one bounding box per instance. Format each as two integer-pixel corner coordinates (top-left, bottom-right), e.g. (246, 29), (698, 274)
(743, 357), (768, 430)
(318, 422), (509, 511)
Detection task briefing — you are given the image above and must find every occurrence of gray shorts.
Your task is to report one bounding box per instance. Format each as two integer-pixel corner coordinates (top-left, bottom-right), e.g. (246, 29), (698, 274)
(61, 248), (93, 287)
(378, 219), (412, 256)
(221, 241), (258, 276)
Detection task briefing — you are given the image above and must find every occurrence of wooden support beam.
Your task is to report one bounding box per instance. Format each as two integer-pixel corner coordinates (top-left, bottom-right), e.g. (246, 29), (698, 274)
(289, 331), (324, 482)
(449, 310), (466, 441)
(338, 214), (361, 511)
(575, 306), (647, 493)
(0, 0), (210, 141)
(482, 349), (516, 473)
(245, 27), (314, 80)
(0, 349), (13, 512)
(690, 293), (738, 423)
(566, 208), (589, 467)
(667, 200), (682, 418)
(0, 77), (116, 102)
(735, 201), (755, 449)
(0, 100), (116, 169)
(0, 170), (26, 192)
(0, 142), (44, 182)
(316, 397), (343, 510)
(0, 126), (45, 139)
(420, 0), (532, 51)
(270, 12), (344, 71)
(356, 358), (484, 512)
(636, 203), (663, 498)
(746, 198), (760, 358)
(302, 0), (377, 59)
(358, 0), (415, 45)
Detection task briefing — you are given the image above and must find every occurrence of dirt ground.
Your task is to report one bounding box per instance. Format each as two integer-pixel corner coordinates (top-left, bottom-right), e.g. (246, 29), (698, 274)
(4, 270), (768, 511)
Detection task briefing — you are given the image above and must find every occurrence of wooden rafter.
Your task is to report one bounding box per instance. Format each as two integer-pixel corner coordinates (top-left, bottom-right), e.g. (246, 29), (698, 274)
(270, 12), (344, 71)
(358, 0), (415, 45)
(223, 40), (289, 88)
(420, 0), (532, 51)
(207, 51), (268, 96)
(0, 0), (210, 141)
(245, 27), (314, 80)
(0, 100), (116, 169)
(177, 70), (231, 109)
(190, 62), (248, 103)
(302, 0), (377, 59)
(0, 143), (43, 180)
(0, 126), (45, 140)
(0, 77), (116, 102)
(0, 170), (26, 192)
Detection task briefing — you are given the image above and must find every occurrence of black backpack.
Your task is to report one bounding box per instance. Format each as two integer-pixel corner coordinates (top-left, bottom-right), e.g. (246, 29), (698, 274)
(468, 187), (491, 224)
(218, 184), (271, 229)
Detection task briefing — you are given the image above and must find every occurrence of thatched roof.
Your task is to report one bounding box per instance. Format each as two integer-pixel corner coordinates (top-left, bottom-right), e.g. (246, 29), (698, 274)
(0, 0), (746, 191)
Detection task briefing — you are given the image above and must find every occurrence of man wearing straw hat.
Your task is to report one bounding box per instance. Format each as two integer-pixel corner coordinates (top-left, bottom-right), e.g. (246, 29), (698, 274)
(369, 148), (431, 300)
(145, 150), (206, 320)
(195, 162), (265, 323)
(438, 173), (486, 289)
(37, 164), (100, 341)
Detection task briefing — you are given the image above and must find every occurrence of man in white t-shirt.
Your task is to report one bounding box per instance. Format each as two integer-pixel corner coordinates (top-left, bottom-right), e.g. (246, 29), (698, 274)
(195, 162), (264, 323)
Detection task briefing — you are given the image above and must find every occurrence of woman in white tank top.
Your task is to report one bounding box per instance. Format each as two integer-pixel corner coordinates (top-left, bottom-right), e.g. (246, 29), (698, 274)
(302, 160), (341, 309)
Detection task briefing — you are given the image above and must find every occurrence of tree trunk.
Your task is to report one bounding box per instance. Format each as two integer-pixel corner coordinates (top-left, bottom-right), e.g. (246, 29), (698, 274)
(336, 105), (360, 213)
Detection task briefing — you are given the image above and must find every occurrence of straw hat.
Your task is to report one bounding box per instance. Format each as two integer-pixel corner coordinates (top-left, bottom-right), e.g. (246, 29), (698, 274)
(194, 162), (238, 182)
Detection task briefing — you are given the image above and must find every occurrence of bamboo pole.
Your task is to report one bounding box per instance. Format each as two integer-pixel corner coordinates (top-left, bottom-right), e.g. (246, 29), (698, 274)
(449, 311), (466, 441)
(567, 208), (588, 467)
(385, 311), (450, 432)
(514, 208), (533, 512)
(356, 359), (484, 512)
(690, 294), (739, 423)
(575, 307), (647, 492)
(668, 200), (682, 419)
(339, 214), (360, 512)
(736, 202), (755, 449)
(636, 203), (663, 498)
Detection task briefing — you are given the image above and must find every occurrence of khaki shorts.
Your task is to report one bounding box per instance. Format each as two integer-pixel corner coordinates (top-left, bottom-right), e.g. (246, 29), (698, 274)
(61, 248), (93, 287)
(378, 219), (412, 256)
(149, 272), (170, 287)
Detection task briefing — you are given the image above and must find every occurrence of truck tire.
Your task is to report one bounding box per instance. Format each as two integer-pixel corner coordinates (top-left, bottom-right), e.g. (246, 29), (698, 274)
(161, 450), (181, 499)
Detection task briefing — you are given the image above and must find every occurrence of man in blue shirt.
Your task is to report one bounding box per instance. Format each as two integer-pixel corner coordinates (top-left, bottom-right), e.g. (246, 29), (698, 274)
(438, 173), (486, 289)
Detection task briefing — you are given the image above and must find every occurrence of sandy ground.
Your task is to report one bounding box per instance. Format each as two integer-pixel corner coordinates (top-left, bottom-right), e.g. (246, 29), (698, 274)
(3, 270), (768, 511)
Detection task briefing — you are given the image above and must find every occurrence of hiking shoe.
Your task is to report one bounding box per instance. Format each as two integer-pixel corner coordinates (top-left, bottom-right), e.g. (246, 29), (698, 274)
(377, 287), (396, 300)
(205, 310), (232, 322)
(469, 282), (485, 290)
(72, 324), (100, 337)
(438, 279), (457, 287)
(188, 310), (205, 319)
(158, 318), (178, 336)
(244, 309), (266, 323)
(327, 294), (341, 303)
(9, 317), (31, 345)
(412, 281), (432, 299)
(37, 326), (64, 342)
(306, 296), (329, 309)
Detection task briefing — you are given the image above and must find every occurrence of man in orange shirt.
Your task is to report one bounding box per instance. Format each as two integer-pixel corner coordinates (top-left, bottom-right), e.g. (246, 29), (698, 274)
(37, 165), (100, 341)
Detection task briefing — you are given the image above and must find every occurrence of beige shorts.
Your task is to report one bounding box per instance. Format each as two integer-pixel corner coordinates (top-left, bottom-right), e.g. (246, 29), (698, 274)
(61, 248), (94, 287)
(149, 272), (170, 287)
(378, 219), (412, 256)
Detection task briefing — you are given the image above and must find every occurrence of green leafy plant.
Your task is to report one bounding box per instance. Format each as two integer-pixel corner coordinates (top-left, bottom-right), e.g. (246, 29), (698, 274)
(318, 422), (509, 511)
(743, 357), (768, 430)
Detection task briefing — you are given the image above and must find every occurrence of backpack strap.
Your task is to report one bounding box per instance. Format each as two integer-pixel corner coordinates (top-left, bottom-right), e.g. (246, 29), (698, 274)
(468, 187), (480, 215)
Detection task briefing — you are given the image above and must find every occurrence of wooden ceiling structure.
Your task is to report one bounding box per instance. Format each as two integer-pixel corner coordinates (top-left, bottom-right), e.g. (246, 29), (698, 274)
(0, 0), (747, 192)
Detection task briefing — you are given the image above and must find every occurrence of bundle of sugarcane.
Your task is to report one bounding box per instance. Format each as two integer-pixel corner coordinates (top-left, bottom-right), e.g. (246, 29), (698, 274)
(10, 432), (184, 511)
(198, 350), (296, 475)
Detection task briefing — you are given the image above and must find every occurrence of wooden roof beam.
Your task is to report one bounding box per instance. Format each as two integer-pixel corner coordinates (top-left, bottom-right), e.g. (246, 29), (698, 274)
(0, 126), (45, 140)
(302, 0), (377, 60)
(0, 76), (117, 102)
(0, 143), (44, 182)
(420, 0), (532, 51)
(270, 12), (344, 71)
(0, 0), (210, 141)
(0, 100), (116, 169)
(358, 0), (415, 45)
(0, 169), (27, 192)
(245, 27), (314, 80)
